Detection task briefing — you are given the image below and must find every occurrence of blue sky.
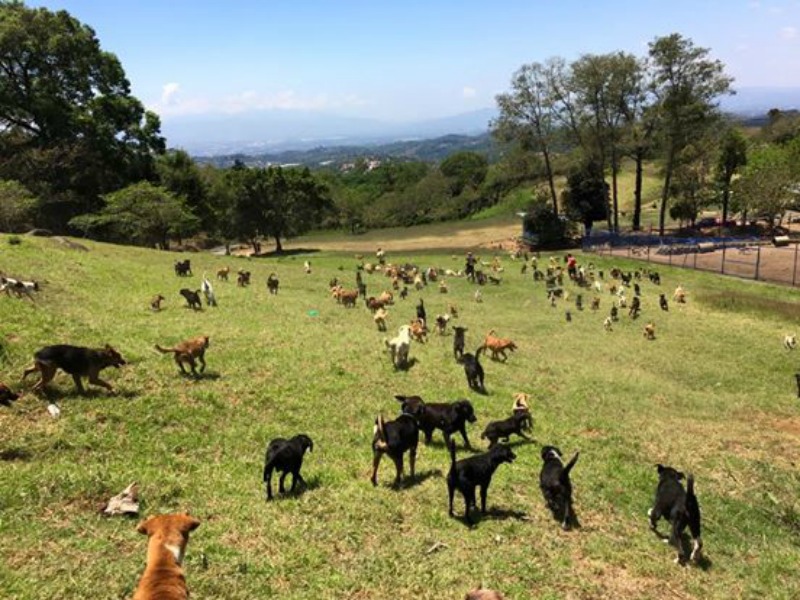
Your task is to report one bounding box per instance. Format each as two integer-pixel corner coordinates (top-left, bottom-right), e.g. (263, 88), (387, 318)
(31, 1), (800, 124)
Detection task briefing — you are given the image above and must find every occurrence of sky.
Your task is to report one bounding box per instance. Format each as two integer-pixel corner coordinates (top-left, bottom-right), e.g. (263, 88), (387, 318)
(30, 0), (800, 125)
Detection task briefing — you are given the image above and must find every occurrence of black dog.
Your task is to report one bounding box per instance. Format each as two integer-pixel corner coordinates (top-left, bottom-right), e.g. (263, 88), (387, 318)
(395, 395), (477, 449)
(659, 293), (669, 311)
(539, 446), (580, 530)
(796, 373), (800, 398)
(266, 273), (279, 295)
(263, 434), (314, 501)
(648, 465), (702, 564)
(371, 405), (423, 487)
(650, 271), (661, 285)
(629, 296), (641, 318)
(453, 326), (467, 360)
(179, 288), (203, 310)
(447, 439), (515, 524)
(458, 346), (485, 393)
(481, 410), (532, 448)
(0, 382), (20, 407)
(416, 298), (426, 323)
(174, 259), (192, 277)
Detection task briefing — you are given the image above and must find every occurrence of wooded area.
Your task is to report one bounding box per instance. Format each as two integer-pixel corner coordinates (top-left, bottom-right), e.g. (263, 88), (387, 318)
(1, 2), (799, 251)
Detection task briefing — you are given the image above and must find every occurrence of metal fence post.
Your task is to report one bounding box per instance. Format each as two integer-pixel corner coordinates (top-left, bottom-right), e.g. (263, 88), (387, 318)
(755, 245), (761, 281)
(792, 242), (799, 287)
(721, 241), (726, 275)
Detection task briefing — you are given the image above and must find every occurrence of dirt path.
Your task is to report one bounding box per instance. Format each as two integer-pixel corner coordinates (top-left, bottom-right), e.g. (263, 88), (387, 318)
(283, 221), (522, 253)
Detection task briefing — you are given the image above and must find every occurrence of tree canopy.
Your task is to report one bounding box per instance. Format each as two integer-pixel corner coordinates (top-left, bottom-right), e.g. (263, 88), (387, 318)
(0, 1), (165, 230)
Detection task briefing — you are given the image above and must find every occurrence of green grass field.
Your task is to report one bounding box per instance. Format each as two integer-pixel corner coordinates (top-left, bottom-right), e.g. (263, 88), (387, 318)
(1, 233), (799, 599)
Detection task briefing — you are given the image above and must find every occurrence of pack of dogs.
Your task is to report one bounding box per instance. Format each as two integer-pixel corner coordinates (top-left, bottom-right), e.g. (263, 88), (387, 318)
(7, 251), (755, 599)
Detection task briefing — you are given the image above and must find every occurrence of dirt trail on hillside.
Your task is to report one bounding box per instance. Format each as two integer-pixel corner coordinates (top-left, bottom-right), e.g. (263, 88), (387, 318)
(283, 222), (522, 253)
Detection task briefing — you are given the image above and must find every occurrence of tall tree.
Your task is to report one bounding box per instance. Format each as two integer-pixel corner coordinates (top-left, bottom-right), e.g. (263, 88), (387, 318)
(439, 151), (488, 195)
(561, 160), (609, 236)
(156, 150), (210, 229)
(493, 63), (560, 214)
(733, 145), (793, 230)
(0, 1), (165, 230)
(571, 52), (643, 231)
(715, 127), (747, 226)
(648, 33), (733, 235)
(0, 179), (37, 232)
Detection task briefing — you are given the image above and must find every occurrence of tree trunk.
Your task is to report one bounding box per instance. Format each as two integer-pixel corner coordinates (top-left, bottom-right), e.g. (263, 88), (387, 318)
(225, 242), (231, 256)
(251, 239), (259, 255)
(633, 148), (643, 231)
(274, 236), (283, 253)
(721, 179), (731, 226)
(659, 145), (676, 236)
(541, 146), (558, 215)
(611, 150), (620, 233)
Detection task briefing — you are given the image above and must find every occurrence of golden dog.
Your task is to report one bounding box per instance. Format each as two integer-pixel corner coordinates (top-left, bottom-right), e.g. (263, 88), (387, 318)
(133, 513), (200, 600)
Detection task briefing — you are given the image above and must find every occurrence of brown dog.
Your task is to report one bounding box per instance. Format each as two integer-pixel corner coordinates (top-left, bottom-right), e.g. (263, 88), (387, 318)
(22, 344), (126, 394)
(482, 330), (518, 362)
(133, 513), (200, 600)
(216, 266), (230, 281)
(155, 336), (210, 376)
(150, 294), (165, 311)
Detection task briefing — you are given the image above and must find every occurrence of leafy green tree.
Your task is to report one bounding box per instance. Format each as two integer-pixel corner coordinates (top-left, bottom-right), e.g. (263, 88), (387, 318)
(0, 1), (165, 230)
(0, 179), (37, 232)
(669, 138), (717, 227)
(440, 151), (488, 195)
(715, 127), (747, 225)
(230, 166), (333, 253)
(561, 161), (609, 235)
(494, 63), (560, 213)
(732, 145), (793, 229)
(522, 187), (573, 248)
(648, 33), (733, 234)
(156, 150), (210, 229)
(69, 182), (199, 248)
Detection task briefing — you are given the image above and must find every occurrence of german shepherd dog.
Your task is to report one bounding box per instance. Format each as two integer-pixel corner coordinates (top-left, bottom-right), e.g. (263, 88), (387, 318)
(22, 344), (126, 394)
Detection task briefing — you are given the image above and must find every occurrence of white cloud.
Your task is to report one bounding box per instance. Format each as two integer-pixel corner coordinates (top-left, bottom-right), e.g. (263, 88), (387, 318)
(462, 86), (477, 99)
(160, 82), (180, 106)
(148, 87), (367, 117)
(780, 26), (798, 39)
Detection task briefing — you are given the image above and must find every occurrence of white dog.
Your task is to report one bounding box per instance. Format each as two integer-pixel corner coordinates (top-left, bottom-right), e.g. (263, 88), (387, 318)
(603, 316), (613, 331)
(304, 260), (312, 274)
(784, 334), (797, 350)
(0, 277), (38, 302)
(385, 324), (412, 369)
(201, 275), (217, 307)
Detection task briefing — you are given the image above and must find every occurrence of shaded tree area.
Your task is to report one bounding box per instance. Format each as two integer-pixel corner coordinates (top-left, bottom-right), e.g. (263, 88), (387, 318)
(0, 1), (165, 232)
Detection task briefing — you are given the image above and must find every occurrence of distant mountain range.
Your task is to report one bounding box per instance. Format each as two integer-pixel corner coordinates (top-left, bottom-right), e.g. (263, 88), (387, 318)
(167, 86), (799, 159)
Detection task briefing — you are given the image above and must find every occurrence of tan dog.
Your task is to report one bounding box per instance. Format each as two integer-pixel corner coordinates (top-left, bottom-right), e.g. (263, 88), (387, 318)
(512, 392), (530, 412)
(374, 307), (388, 332)
(483, 330), (518, 362)
(216, 266), (230, 281)
(643, 322), (656, 340)
(673, 285), (686, 303)
(133, 513), (200, 600)
(465, 587), (504, 600)
(409, 319), (428, 343)
(155, 335), (209, 376)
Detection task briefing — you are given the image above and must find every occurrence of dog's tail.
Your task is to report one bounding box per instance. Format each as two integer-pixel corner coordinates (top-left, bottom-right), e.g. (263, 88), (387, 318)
(475, 345), (485, 360)
(561, 451), (580, 481)
(154, 344), (177, 354)
(448, 438), (457, 468)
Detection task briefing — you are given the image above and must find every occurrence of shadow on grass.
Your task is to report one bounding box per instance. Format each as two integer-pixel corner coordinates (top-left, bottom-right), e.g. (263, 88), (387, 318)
(394, 358), (419, 372)
(35, 387), (140, 402)
(453, 506), (529, 528)
(179, 371), (221, 381)
(252, 248), (322, 258)
(267, 475), (322, 501)
(393, 469), (442, 490)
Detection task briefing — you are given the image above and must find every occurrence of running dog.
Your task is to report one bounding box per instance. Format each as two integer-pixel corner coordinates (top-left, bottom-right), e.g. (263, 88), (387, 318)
(155, 335), (209, 376)
(648, 465), (703, 564)
(22, 344), (126, 394)
(447, 439), (515, 525)
(133, 513), (200, 600)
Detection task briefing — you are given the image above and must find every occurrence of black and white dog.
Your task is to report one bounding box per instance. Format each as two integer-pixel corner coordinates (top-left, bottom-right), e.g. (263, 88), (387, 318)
(648, 464), (702, 564)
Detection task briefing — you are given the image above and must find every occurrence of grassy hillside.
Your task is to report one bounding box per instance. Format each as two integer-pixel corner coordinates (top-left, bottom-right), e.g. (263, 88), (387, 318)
(1, 234), (799, 599)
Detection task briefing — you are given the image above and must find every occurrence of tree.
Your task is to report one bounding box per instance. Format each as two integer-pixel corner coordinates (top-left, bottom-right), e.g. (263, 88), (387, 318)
(648, 33), (733, 235)
(0, 179), (37, 232)
(493, 63), (560, 214)
(0, 2), (165, 230)
(69, 182), (199, 248)
(715, 127), (747, 225)
(669, 137), (717, 228)
(732, 145), (793, 230)
(561, 161), (609, 236)
(440, 151), (488, 195)
(522, 187), (573, 248)
(156, 150), (210, 230)
(571, 52), (643, 231)
(230, 166), (333, 253)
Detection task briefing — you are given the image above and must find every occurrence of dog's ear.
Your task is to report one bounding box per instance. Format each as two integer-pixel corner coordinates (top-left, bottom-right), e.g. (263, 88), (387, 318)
(656, 464), (666, 474)
(394, 395), (407, 402)
(179, 514), (201, 533)
(136, 517), (152, 536)
(676, 471), (685, 481)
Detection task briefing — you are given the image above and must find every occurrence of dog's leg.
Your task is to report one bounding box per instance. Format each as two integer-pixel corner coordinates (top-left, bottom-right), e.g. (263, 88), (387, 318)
(370, 450), (382, 486)
(409, 444), (417, 481)
(22, 363), (38, 381)
(279, 471), (288, 494)
(72, 374), (87, 394)
(479, 484), (488, 514)
(199, 353), (206, 373)
(33, 364), (57, 392)
(464, 487), (476, 524)
(392, 454), (404, 486)
(448, 481), (455, 516)
(460, 426), (471, 450)
(188, 357), (198, 377)
(265, 466), (274, 500)
(293, 470), (305, 492)
(87, 373), (114, 393)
